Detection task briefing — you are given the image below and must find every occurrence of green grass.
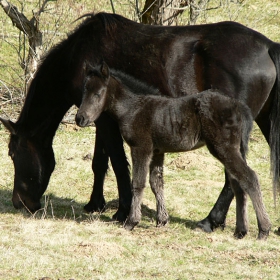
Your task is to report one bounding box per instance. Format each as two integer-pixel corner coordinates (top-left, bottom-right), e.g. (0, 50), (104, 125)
(0, 118), (280, 279)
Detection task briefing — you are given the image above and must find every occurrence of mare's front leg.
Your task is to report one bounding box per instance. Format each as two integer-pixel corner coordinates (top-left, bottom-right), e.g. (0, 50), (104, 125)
(196, 172), (234, 232)
(124, 147), (152, 230)
(85, 113), (132, 222)
(84, 122), (108, 213)
(149, 153), (169, 226)
(98, 114), (132, 222)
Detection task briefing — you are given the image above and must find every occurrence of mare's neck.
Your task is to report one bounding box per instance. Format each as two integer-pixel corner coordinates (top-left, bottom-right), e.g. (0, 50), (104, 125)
(16, 69), (74, 141)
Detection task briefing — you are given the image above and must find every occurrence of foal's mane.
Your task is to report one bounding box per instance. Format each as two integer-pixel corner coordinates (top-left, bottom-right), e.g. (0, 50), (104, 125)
(110, 69), (160, 96)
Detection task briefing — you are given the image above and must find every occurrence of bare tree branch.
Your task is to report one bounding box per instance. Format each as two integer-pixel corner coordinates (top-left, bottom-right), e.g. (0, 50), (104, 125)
(0, 0), (53, 93)
(0, 0), (36, 37)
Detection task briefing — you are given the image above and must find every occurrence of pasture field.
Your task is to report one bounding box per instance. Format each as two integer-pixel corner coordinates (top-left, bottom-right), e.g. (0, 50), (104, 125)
(0, 109), (280, 279)
(1, 0), (280, 279)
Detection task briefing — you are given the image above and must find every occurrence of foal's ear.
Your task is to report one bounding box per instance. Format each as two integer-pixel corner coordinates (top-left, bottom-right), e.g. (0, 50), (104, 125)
(83, 61), (94, 75)
(100, 61), (110, 79)
(0, 117), (17, 135)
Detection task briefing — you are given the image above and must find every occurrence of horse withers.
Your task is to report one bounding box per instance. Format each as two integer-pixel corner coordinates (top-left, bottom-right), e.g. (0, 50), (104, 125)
(75, 61), (271, 240)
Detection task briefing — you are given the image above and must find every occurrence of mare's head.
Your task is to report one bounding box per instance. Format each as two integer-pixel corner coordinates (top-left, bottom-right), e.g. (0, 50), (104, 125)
(76, 61), (110, 127)
(0, 118), (56, 212)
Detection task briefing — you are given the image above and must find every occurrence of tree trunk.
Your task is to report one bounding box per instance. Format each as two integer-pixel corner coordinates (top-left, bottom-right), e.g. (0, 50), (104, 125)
(141, 0), (185, 26)
(0, 0), (45, 93)
(189, 0), (209, 25)
(140, 0), (210, 26)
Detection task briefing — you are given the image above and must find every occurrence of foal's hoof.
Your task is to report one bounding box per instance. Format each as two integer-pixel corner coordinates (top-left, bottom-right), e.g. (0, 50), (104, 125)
(234, 230), (247, 239)
(257, 230), (269, 240)
(156, 219), (168, 227)
(124, 220), (138, 231)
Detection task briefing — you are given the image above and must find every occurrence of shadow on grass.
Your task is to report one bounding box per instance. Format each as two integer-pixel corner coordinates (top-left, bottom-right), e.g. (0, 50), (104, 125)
(0, 189), (200, 229)
(140, 203), (199, 229)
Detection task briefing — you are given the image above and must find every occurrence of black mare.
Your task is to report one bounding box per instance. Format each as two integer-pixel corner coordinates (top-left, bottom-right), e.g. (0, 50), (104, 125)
(1, 13), (279, 232)
(76, 61), (271, 239)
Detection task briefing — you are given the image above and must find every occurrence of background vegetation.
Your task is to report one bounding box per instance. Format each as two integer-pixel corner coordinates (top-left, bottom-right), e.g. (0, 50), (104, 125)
(0, 0), (280, 279)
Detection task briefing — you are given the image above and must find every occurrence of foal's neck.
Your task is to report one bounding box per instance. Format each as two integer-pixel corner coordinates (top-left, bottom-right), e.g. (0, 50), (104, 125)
(106, 75), (142, 120)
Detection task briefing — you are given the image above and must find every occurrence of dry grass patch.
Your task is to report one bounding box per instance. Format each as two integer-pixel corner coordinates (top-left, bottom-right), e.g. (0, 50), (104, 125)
(1, 117), (280, 279)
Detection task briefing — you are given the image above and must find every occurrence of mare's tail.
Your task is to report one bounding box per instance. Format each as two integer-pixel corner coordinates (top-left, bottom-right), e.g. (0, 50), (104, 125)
(268, 42), (280, 201)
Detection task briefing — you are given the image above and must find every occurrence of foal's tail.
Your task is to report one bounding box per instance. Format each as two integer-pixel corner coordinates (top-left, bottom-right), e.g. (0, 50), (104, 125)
(268, 42), (280, 200)
(240, 103), (253, 160)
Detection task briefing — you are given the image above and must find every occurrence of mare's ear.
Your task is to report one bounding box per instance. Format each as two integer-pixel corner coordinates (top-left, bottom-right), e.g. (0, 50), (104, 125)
(100, 61), (110, 79)
(0, 117), (17, 135)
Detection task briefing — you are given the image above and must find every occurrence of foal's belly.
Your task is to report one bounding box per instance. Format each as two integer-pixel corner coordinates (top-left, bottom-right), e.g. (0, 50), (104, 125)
(153, 136), (205, 154)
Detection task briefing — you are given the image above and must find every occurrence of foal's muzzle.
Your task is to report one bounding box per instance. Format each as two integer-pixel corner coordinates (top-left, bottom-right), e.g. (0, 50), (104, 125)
(75, 112), (90, 127)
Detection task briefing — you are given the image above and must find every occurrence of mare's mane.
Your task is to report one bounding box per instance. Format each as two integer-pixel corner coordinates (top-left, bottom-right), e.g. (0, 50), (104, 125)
(17, 12), (129, 128)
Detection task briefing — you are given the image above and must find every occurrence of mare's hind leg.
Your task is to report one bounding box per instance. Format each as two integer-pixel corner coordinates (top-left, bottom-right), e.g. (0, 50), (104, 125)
(149, 153), (169, 226)
(124, 147), (152, 230)
(196, 173), (234, 232)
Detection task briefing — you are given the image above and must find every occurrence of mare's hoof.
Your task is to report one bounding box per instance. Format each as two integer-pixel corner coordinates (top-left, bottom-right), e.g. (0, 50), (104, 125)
(83, 199), (106, 213)
(196, 218), (214, 233)
(124, 220), (138, 231)
(234, 230), (247, 239)
(112, 208), (130, 223)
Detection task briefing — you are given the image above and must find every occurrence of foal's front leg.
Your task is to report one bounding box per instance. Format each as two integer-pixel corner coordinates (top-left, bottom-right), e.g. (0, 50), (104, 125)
(124, 147), (152, 230)
(149, 153), (169, 226)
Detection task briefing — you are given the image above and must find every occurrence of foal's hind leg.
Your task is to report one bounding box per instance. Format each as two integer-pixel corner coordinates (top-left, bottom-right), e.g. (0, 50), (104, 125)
(226, 173), (249, 238)
(211, 147), (271, 239)
(230, 162), (270, 239)
(149, 153), (169, 226)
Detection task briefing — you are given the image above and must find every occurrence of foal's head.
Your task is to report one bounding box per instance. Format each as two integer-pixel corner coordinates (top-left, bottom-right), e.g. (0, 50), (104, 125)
(76, 61), (110, 127)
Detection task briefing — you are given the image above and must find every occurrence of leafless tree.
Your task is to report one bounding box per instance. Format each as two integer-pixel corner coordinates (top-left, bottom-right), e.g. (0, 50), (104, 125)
(140, 0), (186, 25)
(0, 0), (53, 93)
(138, 0), (221, 26)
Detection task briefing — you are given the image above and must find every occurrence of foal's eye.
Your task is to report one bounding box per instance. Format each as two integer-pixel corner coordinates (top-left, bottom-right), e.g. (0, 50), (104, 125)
(8, 150), (14, 159)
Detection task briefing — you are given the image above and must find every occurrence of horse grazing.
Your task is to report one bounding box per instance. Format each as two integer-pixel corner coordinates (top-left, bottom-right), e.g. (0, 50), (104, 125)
(0, 13), (279, 232)
(75, 61), (271, 239)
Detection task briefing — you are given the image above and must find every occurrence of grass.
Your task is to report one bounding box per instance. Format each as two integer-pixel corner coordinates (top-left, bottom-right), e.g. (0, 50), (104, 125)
(0, 117), (280, 279)
(1, 0), (280, 279)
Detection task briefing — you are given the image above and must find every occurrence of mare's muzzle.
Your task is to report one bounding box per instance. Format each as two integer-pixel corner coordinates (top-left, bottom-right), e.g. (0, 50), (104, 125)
(12, 192), (41, 213)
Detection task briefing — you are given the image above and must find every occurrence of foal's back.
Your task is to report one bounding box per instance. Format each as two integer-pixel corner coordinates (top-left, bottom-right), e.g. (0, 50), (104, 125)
(120, 89), (250, 154)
